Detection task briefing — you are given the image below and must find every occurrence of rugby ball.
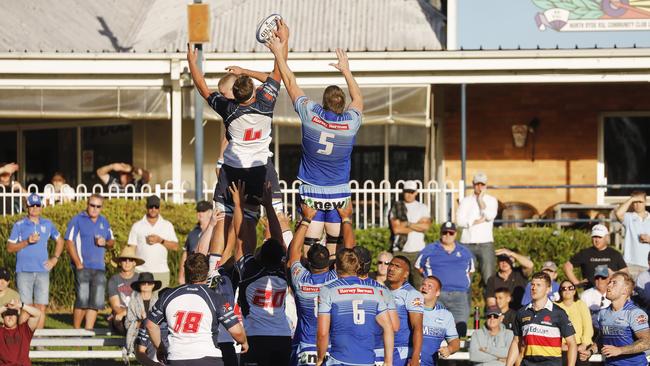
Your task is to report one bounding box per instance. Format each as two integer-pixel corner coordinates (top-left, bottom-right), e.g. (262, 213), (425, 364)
(256, 14), (282, 43)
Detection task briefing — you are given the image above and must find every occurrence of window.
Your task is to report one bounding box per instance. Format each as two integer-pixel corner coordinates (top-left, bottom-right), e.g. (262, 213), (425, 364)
(604, 116), (650, 196)
(82, 125), (133, 185)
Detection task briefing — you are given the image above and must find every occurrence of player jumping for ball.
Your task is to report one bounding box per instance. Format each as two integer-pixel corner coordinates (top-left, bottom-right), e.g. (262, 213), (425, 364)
(266, 19), (363, 259)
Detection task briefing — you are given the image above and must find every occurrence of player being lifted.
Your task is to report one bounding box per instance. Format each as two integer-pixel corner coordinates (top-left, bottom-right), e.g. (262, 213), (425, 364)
(186, 19), (289, 267)
(266, 19), (363, 259)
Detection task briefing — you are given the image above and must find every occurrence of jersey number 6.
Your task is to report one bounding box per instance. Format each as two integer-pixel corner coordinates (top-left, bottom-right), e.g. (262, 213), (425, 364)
(316, 132), (335, 156)
(352, 299), (365, 325)
(172, 311), (203, 333)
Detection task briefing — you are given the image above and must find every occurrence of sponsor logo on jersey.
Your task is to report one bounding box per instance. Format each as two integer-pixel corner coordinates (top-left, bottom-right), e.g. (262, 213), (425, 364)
(311, 116), (349, 131)
(301, 285), (321, 293)
(411, 297), (423, 307)
(337, 287), (375, 295)
(637, 314), (648, 325)
(522, 316), (532, 322)
(223, 302), (233, 313)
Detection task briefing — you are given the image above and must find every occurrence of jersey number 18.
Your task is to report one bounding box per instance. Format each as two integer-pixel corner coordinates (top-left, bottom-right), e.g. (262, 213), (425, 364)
(172, 311), (203, 333)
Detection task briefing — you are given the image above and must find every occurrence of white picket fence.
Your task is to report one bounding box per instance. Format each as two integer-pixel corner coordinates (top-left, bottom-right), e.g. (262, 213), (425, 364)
(0, 180), (463, 229)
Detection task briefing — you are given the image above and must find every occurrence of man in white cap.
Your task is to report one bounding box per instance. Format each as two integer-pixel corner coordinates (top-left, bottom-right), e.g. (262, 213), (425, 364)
(456, 172), (498, 286)
(389, 180), (431, 288)
(615, 190), (650, 279)
(564, 224), (627, 288)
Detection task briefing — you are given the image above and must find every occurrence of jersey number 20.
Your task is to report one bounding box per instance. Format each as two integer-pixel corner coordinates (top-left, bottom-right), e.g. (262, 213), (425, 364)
(172, 311), (203, 333)
(316, 132), (335, 156)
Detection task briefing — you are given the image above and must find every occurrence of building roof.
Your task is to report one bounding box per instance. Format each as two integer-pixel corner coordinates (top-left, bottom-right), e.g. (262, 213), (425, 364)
(0, 0), (445, 53)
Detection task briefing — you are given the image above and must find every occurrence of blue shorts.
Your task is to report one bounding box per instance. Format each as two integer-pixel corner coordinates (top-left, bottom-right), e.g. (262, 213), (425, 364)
(290, 342), (320, 366)
(326, 355), (374, 366)
(73, 268), (106, 310)
(16, 271), (49, 305)
(299, 183), (350, 223)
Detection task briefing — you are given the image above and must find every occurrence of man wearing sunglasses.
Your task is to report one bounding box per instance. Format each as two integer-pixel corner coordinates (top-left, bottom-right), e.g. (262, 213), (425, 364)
(7, 193), (64, 330)
(65, 193), (115, 330)
(415, 221), (475, 337)
(469, 306), (514, 365)
(127, 195), (179, 289)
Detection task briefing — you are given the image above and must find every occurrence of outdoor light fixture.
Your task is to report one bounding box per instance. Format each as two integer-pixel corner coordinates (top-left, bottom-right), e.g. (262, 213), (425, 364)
(511, 124), (528, 148)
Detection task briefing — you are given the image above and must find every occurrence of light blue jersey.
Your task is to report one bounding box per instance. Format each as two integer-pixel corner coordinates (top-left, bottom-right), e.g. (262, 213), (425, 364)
(8, 217), (60, 272)
(319, 276), (387, 366)
(596, 301), (649, 366)
(421, 303), (458, 366)
(290, 261), (338, 366)
(294, 96), (362, 187)
(390, 282), (424, 366)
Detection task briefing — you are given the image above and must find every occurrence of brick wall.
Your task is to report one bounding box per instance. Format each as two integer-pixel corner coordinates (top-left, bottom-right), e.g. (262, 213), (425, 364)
(442, 83), (650, 214)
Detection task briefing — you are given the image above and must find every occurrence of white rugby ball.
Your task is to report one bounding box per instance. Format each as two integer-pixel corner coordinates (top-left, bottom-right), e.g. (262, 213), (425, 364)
(256, 14), (282, 43)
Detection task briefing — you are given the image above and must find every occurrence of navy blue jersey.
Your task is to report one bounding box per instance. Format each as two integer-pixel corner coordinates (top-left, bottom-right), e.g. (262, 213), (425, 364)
(207, 77), (280, 168)
(147, 284), (239, 361)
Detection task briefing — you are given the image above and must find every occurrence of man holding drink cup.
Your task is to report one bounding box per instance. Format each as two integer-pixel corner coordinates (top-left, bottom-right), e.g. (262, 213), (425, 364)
(65, 193), (114, 330)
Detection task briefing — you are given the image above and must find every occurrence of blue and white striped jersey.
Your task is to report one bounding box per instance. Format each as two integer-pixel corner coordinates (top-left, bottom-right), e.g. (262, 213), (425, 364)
(294, 96), (362, 187)
(319, 276), (388, 365)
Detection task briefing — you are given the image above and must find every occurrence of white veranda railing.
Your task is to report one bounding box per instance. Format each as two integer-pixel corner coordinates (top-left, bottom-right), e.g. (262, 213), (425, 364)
(0, 180), (462, 228)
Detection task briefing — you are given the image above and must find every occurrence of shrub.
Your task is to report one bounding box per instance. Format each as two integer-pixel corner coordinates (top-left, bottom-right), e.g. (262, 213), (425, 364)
(0, 201), (593, 309)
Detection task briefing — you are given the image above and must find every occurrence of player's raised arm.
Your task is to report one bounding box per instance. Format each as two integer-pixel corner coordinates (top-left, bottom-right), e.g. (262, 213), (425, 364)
(224, 66), (269, 83)
(288, 203), (317, 268)
(336, 200), (355, 249)
(229, 181), (247, 261)
(269, 18), (290, 83)
(266, 27), (305, 104)
(330, 48), (363, 113)
(187, 43), (212, 99)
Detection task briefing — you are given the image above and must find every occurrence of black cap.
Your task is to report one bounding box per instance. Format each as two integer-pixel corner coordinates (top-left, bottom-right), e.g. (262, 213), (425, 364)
(497, 255), (513, 265)
(485, 306), (502, 317)
(440, 221), (456, 233)
(146, 195), (161, 207)
(0, 268), (11, 281)
(196, 200), (212, 212)
(1, 308), (18, 317)
(353, 246), (372, 275)
(307, 245), (330, 270)
(130, 272), (162, 291)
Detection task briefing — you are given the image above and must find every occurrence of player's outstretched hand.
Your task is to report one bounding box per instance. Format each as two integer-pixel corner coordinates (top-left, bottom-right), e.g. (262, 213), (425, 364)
(300, 202), (317, 221)
(186, 43), (198, 65)
(210, 209), (225, 227)
(265, 34), (284, 56)
(254, 181), (273, 208)
(239, 341), (249, 354)
(329, 48), (350, 73)
(225, 66), (244, 76)
(336, 199), (353, 220)
(228, 181), (246, 207)
(276, 18), (289, 42)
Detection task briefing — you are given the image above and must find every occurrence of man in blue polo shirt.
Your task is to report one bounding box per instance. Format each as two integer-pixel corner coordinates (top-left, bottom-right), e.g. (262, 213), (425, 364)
(7, 193), (64, 330)
(587, 271), (650, 365)
(65, 193), (114, 330)
(416, 221), (475, 337)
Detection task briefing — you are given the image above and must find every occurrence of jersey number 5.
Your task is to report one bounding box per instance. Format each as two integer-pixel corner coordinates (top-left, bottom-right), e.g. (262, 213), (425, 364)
(173, 311), (203, 333)
(316, 132), (335, 156)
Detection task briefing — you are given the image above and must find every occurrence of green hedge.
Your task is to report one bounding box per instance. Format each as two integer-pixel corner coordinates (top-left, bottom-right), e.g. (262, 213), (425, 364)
(0, 201), (593, 309)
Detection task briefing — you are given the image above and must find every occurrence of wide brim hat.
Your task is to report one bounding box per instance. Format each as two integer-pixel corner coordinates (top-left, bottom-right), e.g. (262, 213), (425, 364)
(131, 272), (162, 292)
(111, 245), (145, 267)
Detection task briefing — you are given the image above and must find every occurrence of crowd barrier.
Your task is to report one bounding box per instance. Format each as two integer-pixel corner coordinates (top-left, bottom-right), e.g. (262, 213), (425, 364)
(0, 179), (462, 229)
